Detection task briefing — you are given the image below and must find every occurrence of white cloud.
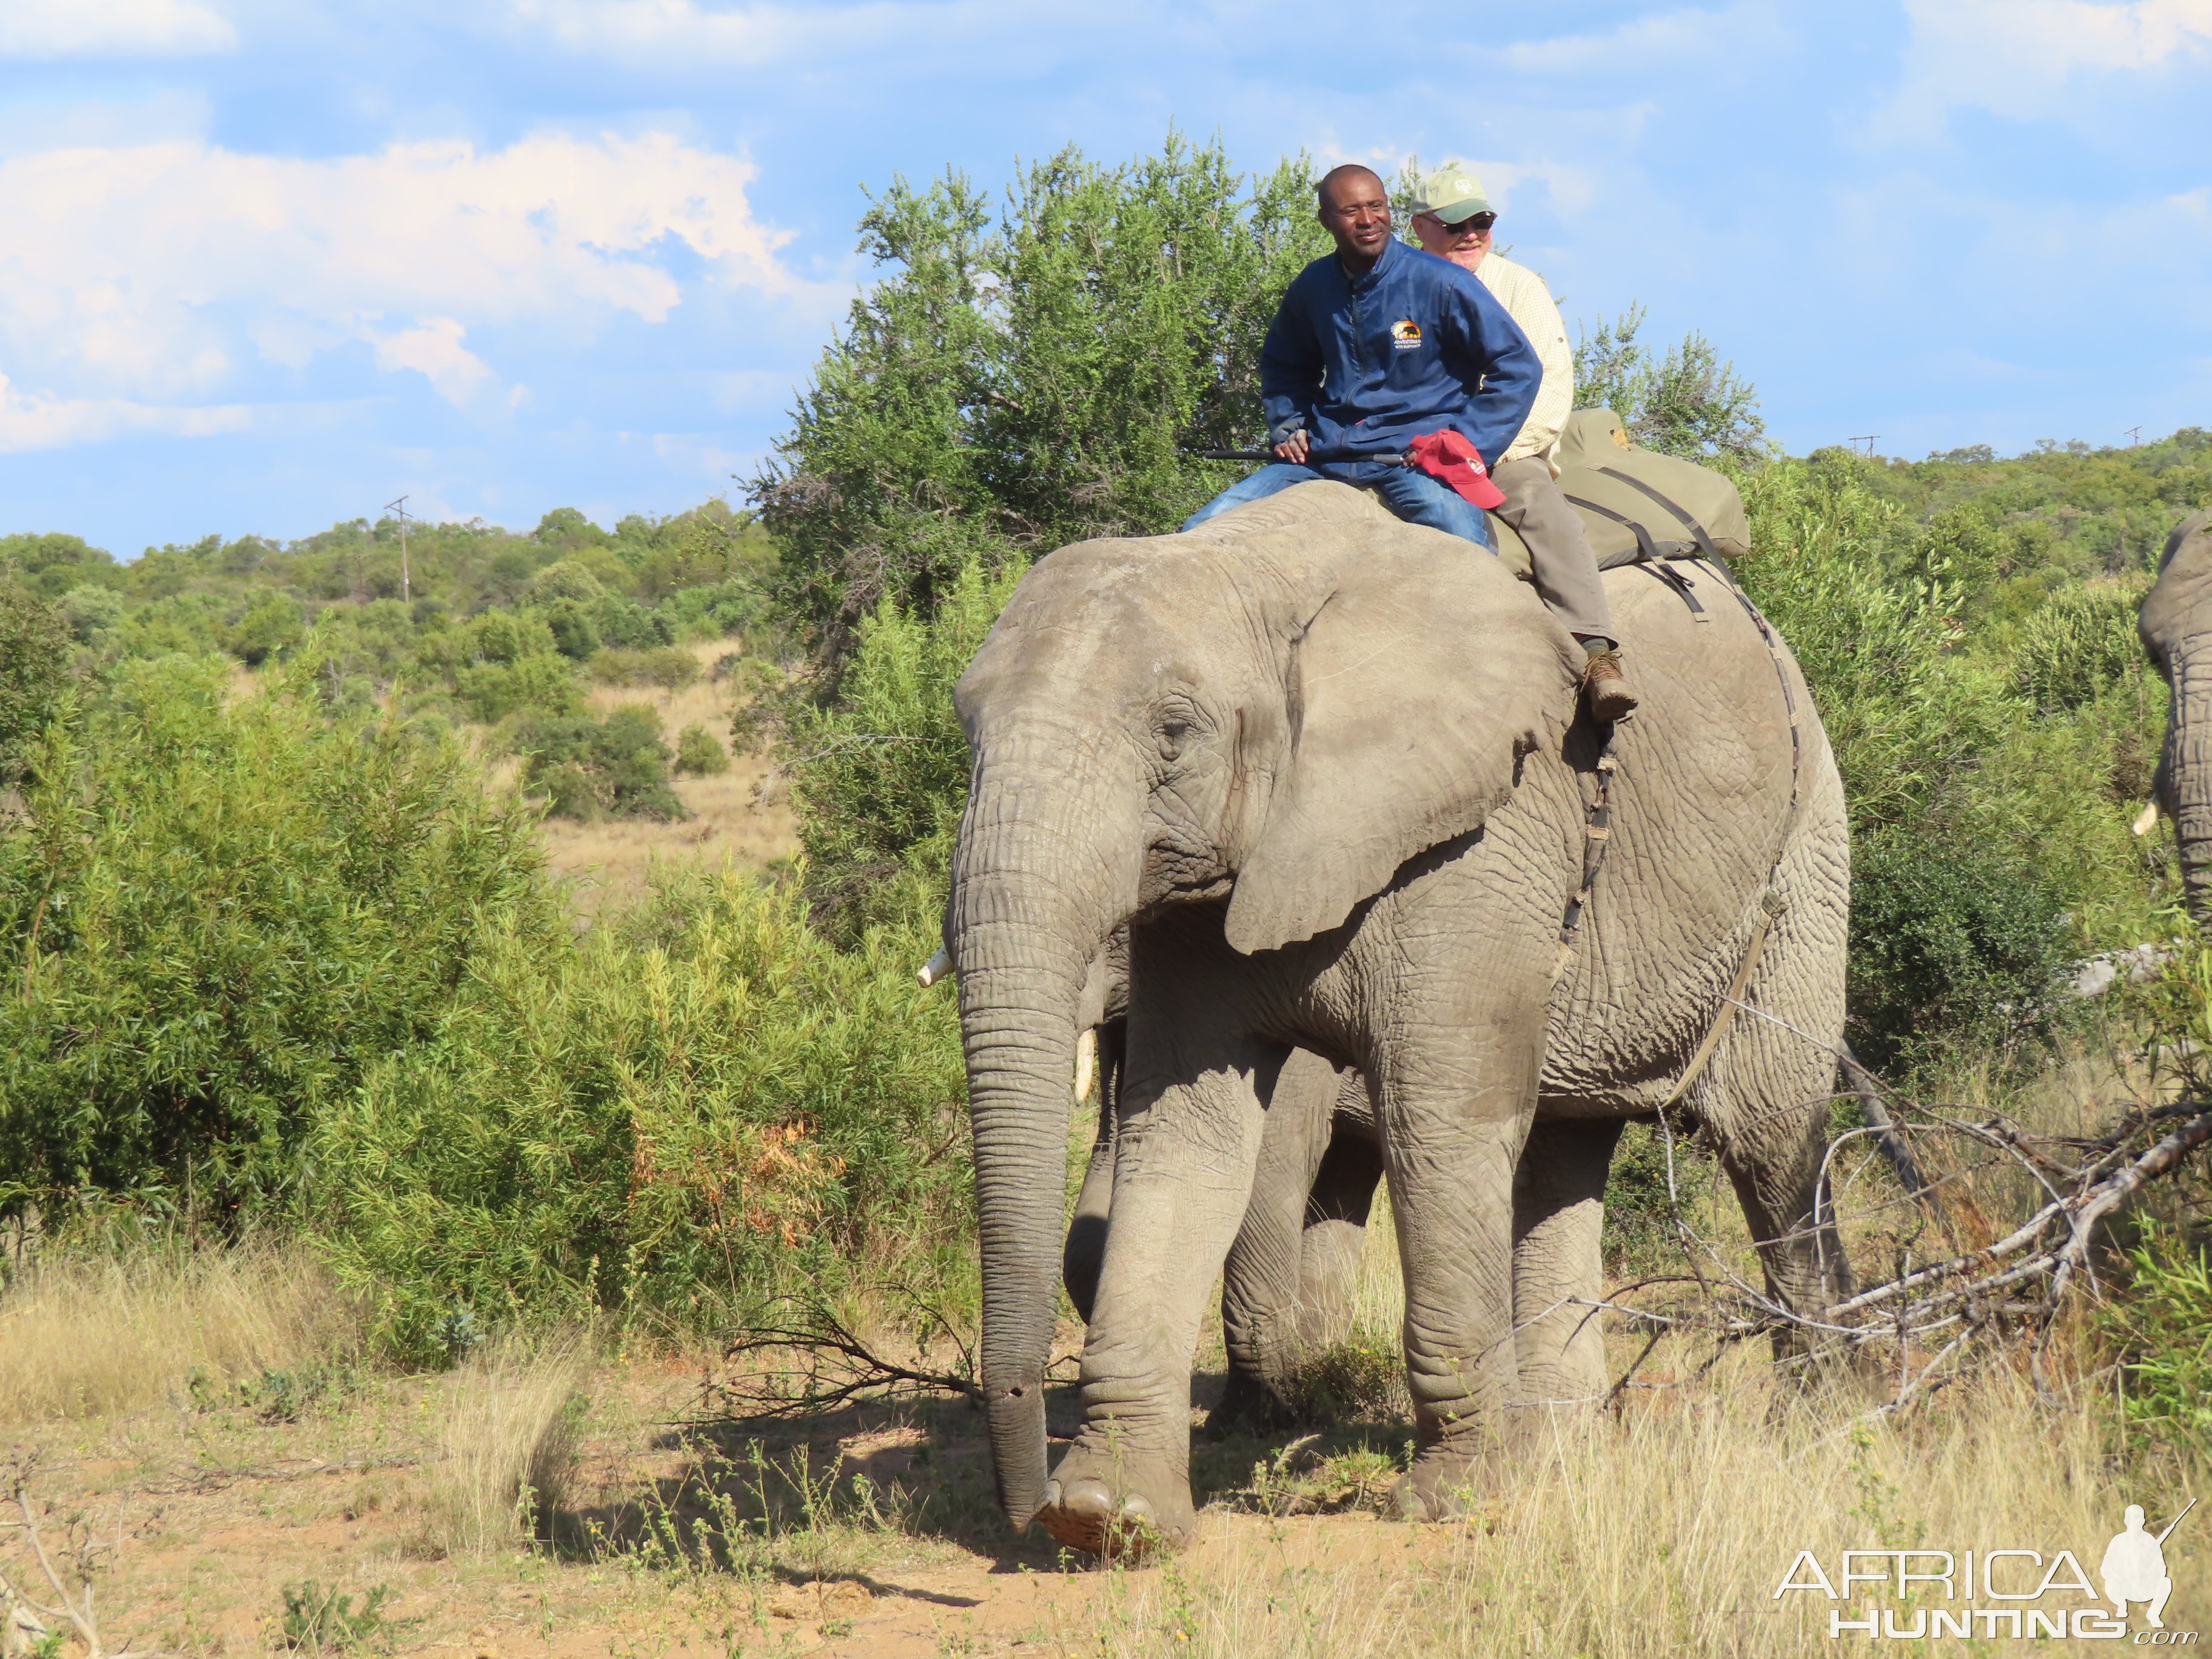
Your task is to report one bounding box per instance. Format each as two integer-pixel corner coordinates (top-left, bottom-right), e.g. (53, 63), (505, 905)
(0, 132), (814, 429)
(1880, 0), (2212, 135)
(1494, 2), (1788, 76)
(506, 0), (904, 64)
(0, 374), (249, 454)
(0, 0), (236, 59)
(372, 318), (499, 405)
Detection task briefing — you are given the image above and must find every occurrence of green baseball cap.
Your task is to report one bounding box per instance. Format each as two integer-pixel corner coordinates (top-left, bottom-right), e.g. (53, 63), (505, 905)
(1409, 162), (1492, 221)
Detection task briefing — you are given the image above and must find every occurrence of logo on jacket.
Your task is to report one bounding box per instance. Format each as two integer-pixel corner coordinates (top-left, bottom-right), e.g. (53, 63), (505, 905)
(1391, 319), (1423, 350)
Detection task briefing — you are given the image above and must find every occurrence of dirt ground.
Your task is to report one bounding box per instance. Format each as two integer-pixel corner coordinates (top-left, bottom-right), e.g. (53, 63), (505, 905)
(5, 1350), (1441, 1659)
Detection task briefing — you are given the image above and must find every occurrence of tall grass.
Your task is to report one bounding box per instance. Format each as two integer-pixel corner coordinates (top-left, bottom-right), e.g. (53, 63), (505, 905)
(422, 1333), (592, 1558)
(0, 1236), (361, 1423)
(1091, 1369), (2201, 1657)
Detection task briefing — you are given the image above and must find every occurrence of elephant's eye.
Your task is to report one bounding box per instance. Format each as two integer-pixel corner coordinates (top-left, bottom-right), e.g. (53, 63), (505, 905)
(1156, 719), (1195, 761)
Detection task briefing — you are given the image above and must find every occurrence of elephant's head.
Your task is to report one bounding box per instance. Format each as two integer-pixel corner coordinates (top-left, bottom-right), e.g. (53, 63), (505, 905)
(944, 481), (1582, 1527)
(2140, 511), (2212, 913)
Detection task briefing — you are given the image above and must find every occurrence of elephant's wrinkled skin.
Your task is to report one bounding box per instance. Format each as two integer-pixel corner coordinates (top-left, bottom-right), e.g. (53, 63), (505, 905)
(948, 482), (1851, 1555)
(2140, 512), (2212, 912)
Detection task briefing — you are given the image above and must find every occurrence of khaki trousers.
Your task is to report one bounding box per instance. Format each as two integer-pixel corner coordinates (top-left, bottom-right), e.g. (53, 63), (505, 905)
(1492, 455), (1615, 645)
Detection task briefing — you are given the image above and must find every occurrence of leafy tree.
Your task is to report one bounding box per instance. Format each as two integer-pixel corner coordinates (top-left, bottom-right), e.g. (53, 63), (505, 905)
(512, 706), (687, 822)
(1577, 303), (1767, 460)
(754, 132), (1327, 660)
(0, 586), (73, 781)
(0, 657), (551, 1216)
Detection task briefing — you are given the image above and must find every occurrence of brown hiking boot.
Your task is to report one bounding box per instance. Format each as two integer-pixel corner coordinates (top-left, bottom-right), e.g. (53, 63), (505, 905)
(1582, 648), (1638, 722)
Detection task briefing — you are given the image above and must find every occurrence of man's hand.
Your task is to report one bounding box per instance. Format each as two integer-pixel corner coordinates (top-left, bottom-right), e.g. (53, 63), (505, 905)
(1273, 429), (1310, 463)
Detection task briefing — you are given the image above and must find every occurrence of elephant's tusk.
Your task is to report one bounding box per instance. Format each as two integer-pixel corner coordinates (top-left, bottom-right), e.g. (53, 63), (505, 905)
(2133, 801), (2160, 838)
(1074, 1027), (1097, 1104)
(917, 946), (953, 988)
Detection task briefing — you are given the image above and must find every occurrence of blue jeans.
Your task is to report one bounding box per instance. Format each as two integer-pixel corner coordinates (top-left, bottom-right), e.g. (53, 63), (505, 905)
(1182, 461), (1491, 549)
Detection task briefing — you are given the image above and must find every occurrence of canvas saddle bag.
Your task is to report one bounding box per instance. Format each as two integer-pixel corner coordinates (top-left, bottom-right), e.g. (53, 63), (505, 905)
(1486, 408), (1750, 581)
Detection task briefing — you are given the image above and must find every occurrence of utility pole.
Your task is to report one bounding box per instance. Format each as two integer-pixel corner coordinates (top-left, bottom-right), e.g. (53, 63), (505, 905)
(1848, 435), (1880, 458)
(386, 495), (413, 603)
(2126, 426), (2143, 447)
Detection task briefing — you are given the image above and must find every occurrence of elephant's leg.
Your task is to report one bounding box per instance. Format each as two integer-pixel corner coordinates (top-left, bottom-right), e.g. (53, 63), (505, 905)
(1038, 968), (1284, 1555)
(1511, 1116), (1626, 1411)
(1373, 1005), (1544, 1521)
(1062, 1019), (1126, 1324)
(1293, 1094), (1385, 1353)
(1215, 1047), (1346, 1432)
(1698, 815), (1854, 1371)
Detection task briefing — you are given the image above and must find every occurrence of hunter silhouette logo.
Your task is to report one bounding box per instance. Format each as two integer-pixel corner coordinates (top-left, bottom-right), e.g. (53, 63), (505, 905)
(2105, 1500), (2192, 1631)
(1774, 1499), (2196, 1641)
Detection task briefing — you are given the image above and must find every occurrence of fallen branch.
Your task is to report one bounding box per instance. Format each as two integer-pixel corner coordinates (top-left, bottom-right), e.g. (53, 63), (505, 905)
(702, 1291), (994, 1421)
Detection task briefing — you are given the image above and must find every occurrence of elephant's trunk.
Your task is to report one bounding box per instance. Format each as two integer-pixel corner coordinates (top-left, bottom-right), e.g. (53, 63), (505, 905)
(950, 740), (1131, 1529)
(2171, 634), (2212, 917)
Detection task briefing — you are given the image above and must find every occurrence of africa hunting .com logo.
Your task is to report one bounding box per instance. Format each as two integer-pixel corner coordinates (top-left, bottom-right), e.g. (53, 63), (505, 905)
(1774, 1500), (2196, 1641)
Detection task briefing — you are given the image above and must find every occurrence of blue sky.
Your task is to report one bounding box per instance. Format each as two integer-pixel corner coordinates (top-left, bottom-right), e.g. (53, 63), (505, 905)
(1, 0), (2207, 555)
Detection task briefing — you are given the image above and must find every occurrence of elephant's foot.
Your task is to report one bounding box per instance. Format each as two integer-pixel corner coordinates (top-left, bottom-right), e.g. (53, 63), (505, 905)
(1387, 1450), (1499, 1522)
(1035, 1440), (1195, 1558)
(1386, 1423), (1523, 1522)
(1202, 1368), (1298, 1439)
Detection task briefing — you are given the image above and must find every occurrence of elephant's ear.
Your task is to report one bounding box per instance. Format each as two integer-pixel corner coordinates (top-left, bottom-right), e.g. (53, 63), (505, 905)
(1223, 532), (1583, 956)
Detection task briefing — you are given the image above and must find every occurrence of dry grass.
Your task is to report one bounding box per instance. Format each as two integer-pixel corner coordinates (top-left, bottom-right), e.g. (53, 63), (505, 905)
(421, 1332), (592, 1559)
(1090, 1362), (2204, 1657)
(0, 1238), (361, 1424)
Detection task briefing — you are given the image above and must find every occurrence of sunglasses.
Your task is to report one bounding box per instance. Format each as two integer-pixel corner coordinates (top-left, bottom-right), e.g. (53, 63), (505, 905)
(1430, 211), (1496, 235)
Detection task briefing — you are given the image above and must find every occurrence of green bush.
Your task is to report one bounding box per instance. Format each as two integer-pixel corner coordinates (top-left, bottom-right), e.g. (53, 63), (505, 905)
(784, 554), (1025, 942)
(512, 706), (687, 822)
(1846, 836), (2074, 1071)
(2013, 580), (2151, 715)
(0, 586), (73, 780)
(588, 645), (700, 689)
(674, 722), (728, 776)
(0, 657), (551, 1216)
(306, 868), (968, 1359)
(227, 593), (307, 666)
(2103, 1222), (2212, 1463)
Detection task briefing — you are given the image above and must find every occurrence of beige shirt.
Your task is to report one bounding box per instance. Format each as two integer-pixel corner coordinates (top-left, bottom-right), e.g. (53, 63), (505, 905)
(1472, 251), (1574, 466)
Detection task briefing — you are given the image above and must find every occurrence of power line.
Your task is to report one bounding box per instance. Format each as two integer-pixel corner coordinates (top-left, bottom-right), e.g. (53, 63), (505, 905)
(385, 495), (414, 603)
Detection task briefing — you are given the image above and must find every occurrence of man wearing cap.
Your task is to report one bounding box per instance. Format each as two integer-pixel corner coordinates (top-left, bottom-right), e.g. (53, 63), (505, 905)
(1407, 161), (1635, 716)
(1184, 163), (1635, 720)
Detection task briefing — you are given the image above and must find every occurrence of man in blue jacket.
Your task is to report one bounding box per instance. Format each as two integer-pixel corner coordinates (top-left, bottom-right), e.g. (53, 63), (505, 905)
(1185, 164), (1634, 717)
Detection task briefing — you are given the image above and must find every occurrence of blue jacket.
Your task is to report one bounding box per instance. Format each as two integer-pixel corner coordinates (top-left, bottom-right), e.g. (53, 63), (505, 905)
(1260, 236), (1541, 484)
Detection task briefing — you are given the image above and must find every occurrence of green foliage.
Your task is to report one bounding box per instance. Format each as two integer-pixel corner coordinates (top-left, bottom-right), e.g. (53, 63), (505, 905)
(783, 555), (1027, 942)
(1577, 303), (1767, 460)
(0, 657), (552, 1217)
(588, 645), (700, 689)
(2103, 1221), (2212, 1464)
(0, 586), (73, 780)
(754, 130), (1327, 657)
(306, 868), (968, 1359)
(1601, 1122), (1717, 1269)
(674, 722), (728, 777)
(2013, 579), (2150, 714)
(227, 592), (306, 666)
(280, 1581), (398, 1654)
(512, 706), (687, 822)
(1846, 839), (2074, 1070)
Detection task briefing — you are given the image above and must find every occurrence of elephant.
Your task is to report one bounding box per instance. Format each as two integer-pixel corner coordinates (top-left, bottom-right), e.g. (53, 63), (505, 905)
(946, 481), (1852, 1557)
(2140, 511), (2212, 911)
